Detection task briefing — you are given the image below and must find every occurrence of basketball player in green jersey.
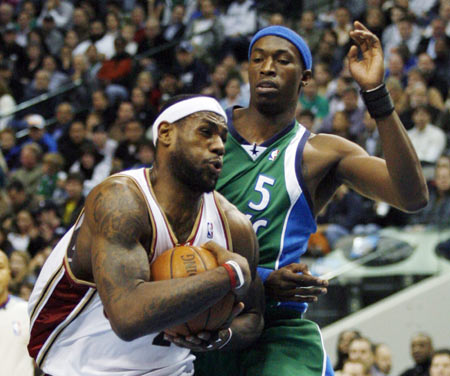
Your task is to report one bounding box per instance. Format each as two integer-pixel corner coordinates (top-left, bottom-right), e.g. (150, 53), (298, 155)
(188, 22), (428, 376)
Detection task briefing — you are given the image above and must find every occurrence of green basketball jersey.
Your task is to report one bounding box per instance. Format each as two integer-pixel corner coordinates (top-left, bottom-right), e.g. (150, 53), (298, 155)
(217, 110), (316, 311)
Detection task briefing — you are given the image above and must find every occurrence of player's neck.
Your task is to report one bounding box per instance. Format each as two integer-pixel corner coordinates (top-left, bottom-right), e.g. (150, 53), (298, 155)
(150, 167), (203, 231)
(234, 105), (296, 145)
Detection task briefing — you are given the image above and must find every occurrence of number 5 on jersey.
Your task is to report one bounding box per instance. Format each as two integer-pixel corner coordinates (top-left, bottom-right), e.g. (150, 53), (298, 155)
(246, 175), (275, 234)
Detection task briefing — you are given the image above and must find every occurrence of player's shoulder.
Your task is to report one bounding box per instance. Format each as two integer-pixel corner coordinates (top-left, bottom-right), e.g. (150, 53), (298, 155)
(84, 174), (148, 223)
(306, 132), (367, 157)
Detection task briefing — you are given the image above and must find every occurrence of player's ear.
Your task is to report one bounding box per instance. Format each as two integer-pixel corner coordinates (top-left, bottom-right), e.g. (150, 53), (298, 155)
(299, 69), (312, 92)
(157, 121), (175, 146)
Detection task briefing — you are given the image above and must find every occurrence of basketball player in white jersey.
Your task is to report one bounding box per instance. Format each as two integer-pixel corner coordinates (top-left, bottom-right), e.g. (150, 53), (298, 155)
(27, 95), (264, 376)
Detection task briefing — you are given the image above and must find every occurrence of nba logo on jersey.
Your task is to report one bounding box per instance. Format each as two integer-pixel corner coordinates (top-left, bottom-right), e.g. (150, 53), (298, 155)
(268, 149), (280, 161)
(207, 222), (214, 239)
(12, 321), (22, 336)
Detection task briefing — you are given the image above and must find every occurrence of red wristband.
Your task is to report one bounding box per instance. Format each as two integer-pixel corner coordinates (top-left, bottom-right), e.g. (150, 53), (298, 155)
(222, 263), (237, 290)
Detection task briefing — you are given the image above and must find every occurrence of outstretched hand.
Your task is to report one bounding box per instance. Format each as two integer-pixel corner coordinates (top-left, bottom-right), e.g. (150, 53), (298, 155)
(348, 21), (385, 91)
(265, 263), (328, 303)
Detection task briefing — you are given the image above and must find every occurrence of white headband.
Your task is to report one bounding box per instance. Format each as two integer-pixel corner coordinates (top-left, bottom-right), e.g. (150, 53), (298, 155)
(152, 97), (227, 145)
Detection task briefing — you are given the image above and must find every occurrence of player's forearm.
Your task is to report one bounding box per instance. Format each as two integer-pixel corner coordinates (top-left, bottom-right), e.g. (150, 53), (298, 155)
(106, 268), (232, 341)
(376, 111), (428, 211)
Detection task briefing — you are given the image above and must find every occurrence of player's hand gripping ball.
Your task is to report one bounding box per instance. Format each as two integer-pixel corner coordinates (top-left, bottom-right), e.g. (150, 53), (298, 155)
(151, 245), (236, 336)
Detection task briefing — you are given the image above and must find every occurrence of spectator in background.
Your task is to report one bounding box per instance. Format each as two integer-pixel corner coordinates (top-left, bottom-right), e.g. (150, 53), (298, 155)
(219, 75), (247, 109)
(314, 28), (344, 76)
(364, 6), (385, 40)
(333, 7), (353, 49)
(57, 120), (91, 171)
(10, 143), (43, 196)
(348, 337), (378, 376)
(374, 344), (393, 376)
(341, 359), (369, 376)
(316, 185), (369, 249)
(50, 102), (74, 140)
(407, 105), (446, 164)
(40, 14), (65, 56)
(0, 128), (21, 170)
(69, 143), (110, 196)
(36, 152), (65, 202)
(408, 163), (450, 228)
(137, 17), (171, 72)
(186, 0), (225, 66)
(416, 52), (448, 101)
(222, 0), (257, 62)
(335, 330), (363, 372)
(384, 15), (422, 62)
(400, 333), (434, 376)
(114, 119), (144, 170)
(42, 54), (69, 93)
(402, 78), (443, 129)
(91, 123), (117, 164)
(173, 40), (210, 94)
(121, 22), (138, 56)
(8, 250), (31, 292)
(5, 179), (39, 216)
(385, 52), (407, 87)
(71, 6), (90, 42)
(357, 111), (382, 158)
(296, 108), (315, 131)
(0, 250), (34, 376)
(0, 75), (16, 129)
(417, 17), (449, 60)
(321, 86), (365, 139)
(97, 36), (134, 104)
(296, 10), (323, 55)
(314, 62), (333, 96)
(73, 19), (109, 60)
(23, 114), (58, 154)
(22, 69), (58, 119)
(37, 0), (74, 30)
(7, 210), (45, 257)
(60, 172), (85, 228)
(385, 77), (409, 116)
(109, 100), (136, 141)
(298, 77), (329, 123)
(0, 24), (26, 76)
(131, 86), (157, 127)
(134, 138), (155, 168)
(91, 89), (116, 126)
(162, 4), (186, 44)
(17, 41), (43, 87)
(0, 3), (14, 32)
(429, 349), (450, 376)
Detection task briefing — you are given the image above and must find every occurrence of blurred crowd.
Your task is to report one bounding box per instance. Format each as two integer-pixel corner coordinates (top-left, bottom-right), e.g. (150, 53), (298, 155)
(334, 329), (449, 376)
(0, 0), (449, 374)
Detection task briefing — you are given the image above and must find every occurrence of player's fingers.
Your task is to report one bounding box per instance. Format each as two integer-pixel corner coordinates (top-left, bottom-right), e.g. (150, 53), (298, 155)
(353, 20), (369, 32)
(289, 273), (329, 287)
(347, 45), (359, 63)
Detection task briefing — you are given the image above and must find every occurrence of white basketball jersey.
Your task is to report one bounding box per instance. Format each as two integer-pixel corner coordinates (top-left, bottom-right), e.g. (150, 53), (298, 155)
(28, 168), (232, 376)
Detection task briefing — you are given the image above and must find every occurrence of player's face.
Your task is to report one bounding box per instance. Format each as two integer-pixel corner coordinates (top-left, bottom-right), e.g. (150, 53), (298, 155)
(170, 112), (227, 193)
(248, 36), (307, 115)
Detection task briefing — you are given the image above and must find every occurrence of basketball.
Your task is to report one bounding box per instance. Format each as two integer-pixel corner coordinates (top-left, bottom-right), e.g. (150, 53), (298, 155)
(151, 245), (236, 336)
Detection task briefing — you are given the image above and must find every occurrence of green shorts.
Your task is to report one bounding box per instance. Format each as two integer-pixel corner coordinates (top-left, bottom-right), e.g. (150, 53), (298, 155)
(194, 307), (332, 376)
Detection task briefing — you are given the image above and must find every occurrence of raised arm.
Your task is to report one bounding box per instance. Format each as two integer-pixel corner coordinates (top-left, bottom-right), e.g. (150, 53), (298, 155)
(85, 177), (249, 341)
(340, 21), (428, 212)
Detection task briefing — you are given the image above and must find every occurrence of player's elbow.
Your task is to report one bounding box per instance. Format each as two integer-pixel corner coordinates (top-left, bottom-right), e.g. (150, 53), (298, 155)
(110, 319), (141, 342)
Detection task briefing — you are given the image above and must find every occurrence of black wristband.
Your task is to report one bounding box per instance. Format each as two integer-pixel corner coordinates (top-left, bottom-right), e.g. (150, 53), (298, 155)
(360, 83), (395, 119)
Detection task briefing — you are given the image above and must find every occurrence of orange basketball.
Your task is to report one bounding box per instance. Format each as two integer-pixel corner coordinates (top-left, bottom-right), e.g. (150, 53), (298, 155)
(151, 245), (236, 336)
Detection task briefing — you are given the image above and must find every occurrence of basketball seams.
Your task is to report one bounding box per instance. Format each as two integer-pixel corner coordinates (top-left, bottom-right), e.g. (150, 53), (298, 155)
(169, 248), (175, 279)
(189, 246), (211, 330)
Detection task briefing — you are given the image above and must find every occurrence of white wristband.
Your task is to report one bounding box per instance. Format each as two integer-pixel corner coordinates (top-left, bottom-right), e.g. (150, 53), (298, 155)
(225, 261), (245, 290)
